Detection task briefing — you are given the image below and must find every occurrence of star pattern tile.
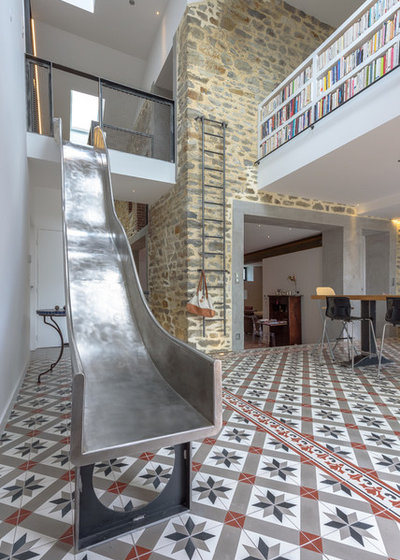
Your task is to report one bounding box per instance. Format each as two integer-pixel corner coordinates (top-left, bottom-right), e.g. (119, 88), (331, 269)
(1, 342), (400, 559)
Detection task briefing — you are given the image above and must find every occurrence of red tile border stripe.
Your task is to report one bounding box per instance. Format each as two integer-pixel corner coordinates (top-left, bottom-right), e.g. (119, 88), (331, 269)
(223, 388), (400, 522)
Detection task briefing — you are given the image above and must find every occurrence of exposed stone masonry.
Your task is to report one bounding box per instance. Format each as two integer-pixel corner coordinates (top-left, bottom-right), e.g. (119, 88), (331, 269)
(115, 201), (148, 241)
(148, 0), (359, 352)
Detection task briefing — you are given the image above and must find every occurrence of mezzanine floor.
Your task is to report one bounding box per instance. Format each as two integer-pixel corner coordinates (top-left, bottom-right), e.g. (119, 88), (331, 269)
(1, 341), (400, 560)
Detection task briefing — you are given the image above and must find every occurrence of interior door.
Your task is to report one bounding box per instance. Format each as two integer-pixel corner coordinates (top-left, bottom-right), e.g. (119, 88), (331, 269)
(36, 228), (68, 348)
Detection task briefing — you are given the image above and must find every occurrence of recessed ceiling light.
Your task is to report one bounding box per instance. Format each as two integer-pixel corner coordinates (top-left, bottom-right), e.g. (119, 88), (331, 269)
(156, 10), (160, 15)
(132, 189), (136, 193)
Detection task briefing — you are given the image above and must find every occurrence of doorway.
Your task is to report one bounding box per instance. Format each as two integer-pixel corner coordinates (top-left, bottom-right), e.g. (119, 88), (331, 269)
(243, 222), (322, 349)
(35, 228), (68, 348)
(232, 200), (396, 352)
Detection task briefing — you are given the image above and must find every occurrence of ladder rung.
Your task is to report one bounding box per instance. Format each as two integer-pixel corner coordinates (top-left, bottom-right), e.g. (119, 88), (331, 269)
(204, 218), (223, 223)
(201, 252), (224, 256)
(199, 269), (227, 273)
(204, 318), (224, 322)
(203, 117), (226, 126)
(204, 149), (224, 156)
(204, 201), (224, 206)
(204, 132), (224, 138)
(204, 235), (221, 239)
(204, 166), (223, 173)
(204, 184), (223, 189)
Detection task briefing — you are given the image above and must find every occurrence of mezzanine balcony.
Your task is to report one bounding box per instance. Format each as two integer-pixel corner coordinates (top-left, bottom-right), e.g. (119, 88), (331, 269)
(26, 55), (175, 204)
(257, 0), (400, 220)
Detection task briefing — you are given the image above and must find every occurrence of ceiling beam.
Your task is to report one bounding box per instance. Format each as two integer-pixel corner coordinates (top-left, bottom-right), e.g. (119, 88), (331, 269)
(244, 234), (322, 264)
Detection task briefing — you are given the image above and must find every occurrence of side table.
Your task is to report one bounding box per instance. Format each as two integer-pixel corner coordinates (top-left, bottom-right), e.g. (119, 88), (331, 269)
(36, 308), (66, 383)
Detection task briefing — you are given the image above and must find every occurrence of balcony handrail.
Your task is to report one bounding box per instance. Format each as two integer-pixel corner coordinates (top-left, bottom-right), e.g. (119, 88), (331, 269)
(25, 54), (174, 105)
(257, 0), (400, 164)
(25, 54), (175, 162)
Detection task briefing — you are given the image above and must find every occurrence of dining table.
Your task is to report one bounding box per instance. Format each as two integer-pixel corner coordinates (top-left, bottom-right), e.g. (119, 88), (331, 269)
(311, 294), (390, 367)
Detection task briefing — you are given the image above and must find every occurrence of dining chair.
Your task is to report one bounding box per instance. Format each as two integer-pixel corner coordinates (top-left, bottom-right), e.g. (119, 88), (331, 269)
(377, 297), (400, 377)
(323, 296), (378, 372)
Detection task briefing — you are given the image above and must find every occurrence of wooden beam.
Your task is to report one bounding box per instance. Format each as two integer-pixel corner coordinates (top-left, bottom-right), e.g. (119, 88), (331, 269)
(244, 234), (322, 264)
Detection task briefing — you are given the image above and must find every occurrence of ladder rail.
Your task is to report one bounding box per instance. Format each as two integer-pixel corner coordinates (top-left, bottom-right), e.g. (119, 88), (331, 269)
(222, 122), (227, 335)
(201, 117), (206, 336)
(196, 116), (227, 338)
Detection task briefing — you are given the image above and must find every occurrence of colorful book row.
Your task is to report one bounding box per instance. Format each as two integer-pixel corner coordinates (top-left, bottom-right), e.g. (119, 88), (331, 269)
(261, 85), (311, 137)
(260, 109), (312, 156)
(261, 65), (312, 118)
(318, 9), (400, 92)
(317, 0), (399, 70)
(315, 42), (399, 120)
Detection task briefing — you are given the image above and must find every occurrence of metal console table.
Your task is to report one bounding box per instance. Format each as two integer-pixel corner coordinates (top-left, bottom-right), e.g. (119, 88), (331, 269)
(36, 308), (66, 383)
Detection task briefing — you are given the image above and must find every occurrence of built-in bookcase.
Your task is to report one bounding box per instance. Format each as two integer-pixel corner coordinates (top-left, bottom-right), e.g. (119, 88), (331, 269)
(258, 0), (400, 158)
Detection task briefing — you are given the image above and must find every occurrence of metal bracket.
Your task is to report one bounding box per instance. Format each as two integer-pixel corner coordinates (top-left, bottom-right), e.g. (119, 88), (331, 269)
(75, 442), (191, 551)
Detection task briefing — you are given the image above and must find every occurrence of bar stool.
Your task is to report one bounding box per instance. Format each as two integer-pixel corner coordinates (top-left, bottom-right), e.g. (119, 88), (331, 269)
(377, 297), (400, 377)
(322, 296), (378, 372)
(316, 287), (336, 361)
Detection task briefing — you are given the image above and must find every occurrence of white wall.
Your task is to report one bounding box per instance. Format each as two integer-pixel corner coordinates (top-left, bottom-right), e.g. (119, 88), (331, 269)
(143, 0), (187, 91)
(35, 20), (146, 88)
(0, 0), (30, 429)
(30, 186), (68, 349)
(262, 247), (323, 344)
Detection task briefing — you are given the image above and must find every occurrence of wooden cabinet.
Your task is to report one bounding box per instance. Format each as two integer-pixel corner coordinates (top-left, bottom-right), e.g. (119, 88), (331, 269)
(268, 295), (302, 346)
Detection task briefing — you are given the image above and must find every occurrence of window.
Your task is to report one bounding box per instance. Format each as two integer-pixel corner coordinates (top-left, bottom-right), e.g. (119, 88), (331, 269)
(70, 91), (102, 145)
(61, 0), (95, 13)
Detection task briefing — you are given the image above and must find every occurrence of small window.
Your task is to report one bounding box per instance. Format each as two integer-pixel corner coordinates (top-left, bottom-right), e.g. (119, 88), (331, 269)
(61, 0), (95, 13)
(70, 91), (103, 145)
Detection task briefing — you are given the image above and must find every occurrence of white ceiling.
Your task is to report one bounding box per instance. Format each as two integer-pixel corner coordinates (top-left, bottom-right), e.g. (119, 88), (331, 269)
(244, 223), (320, 255)
(262, 115), (400, 219)
(285, 0), (365, 28)
(30, 0), (169, 60)
(30, 0), (366, 64)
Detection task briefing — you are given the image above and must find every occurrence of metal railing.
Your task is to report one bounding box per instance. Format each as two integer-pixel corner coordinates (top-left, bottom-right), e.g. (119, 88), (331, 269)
(26, 54), (175, 162)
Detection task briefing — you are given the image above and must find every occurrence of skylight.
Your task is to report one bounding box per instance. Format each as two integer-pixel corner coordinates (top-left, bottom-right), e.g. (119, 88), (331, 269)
(61, 0), (95, 13)
(70, 90), (102, 145)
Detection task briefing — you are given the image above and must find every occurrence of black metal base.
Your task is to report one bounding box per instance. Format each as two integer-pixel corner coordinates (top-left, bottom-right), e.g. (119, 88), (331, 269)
(37, 316), (65, 383)
(75, 443), (191, 551)
(341, 354), (391, 368)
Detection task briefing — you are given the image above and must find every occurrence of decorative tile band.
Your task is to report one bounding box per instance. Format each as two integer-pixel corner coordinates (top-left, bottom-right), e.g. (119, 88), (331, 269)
(223, 389), (400, 521)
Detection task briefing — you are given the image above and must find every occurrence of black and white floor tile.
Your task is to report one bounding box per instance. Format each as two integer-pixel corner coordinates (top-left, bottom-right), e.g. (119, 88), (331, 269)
(1, 340), (400, 559)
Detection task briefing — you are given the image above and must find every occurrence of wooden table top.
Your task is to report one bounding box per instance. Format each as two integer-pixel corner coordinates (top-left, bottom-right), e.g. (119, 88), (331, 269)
(258, 319), (287, 326)
(311, 294), (388, 301)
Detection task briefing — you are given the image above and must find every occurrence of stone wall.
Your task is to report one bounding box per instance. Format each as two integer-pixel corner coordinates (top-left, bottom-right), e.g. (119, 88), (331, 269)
(148, 0), (359, 352)
(115, 201), (148, 240)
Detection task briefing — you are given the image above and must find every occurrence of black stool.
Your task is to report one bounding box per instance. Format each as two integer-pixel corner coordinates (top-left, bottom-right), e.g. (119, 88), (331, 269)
(320, 297), (378, 372)
(378, 297), (400, 377)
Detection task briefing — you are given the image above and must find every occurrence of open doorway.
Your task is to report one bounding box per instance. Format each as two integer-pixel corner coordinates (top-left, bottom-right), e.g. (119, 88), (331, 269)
(243, 222), (322, 349)
(232, 199), (396, 352)
(363, 229), (391, 337)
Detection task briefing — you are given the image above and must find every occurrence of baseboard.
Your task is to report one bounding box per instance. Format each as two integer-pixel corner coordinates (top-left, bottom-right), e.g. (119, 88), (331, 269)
(0, 356), (29, 435)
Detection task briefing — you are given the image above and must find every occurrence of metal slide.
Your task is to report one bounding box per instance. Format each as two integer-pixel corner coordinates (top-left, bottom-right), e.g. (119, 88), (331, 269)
(57, 120), (222, 469)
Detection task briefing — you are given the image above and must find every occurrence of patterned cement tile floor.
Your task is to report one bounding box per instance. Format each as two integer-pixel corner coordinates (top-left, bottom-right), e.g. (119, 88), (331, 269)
(1, 341), (400, 559)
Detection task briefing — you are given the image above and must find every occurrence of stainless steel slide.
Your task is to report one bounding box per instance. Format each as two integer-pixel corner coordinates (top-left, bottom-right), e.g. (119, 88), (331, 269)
(57, 121), (222, 467)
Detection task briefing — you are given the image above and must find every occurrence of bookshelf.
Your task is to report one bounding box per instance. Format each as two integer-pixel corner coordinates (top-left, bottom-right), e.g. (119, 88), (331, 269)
(258, 0), (400, 158)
